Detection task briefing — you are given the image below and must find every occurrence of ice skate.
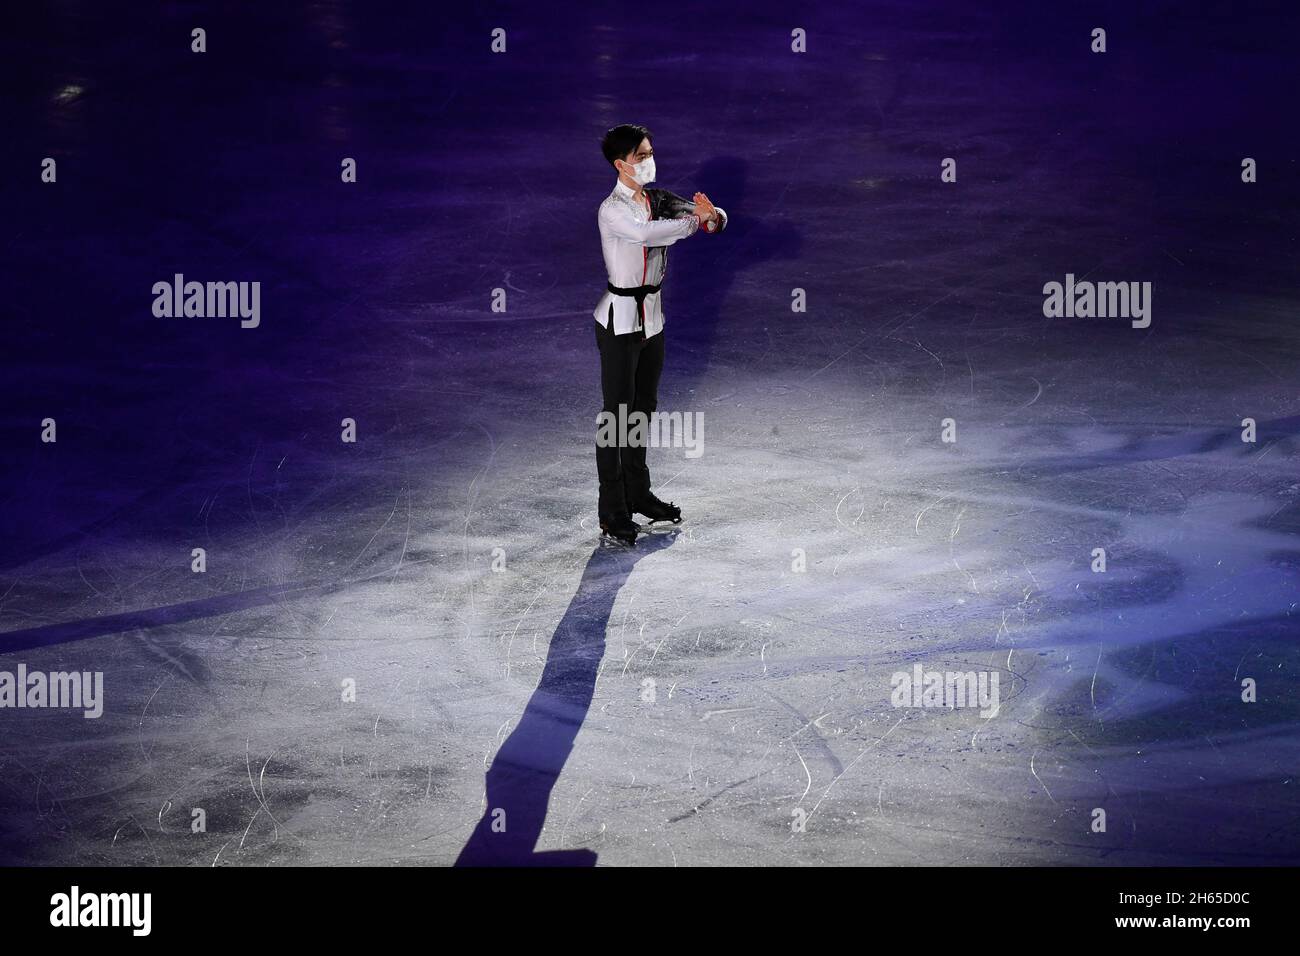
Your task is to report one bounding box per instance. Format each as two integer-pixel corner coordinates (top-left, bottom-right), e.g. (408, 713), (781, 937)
(630, 492), (682, 524)
(598, 512), (639, 546)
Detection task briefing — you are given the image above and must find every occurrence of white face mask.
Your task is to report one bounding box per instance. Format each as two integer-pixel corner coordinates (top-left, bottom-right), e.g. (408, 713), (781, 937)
(623, 156), (656, 186)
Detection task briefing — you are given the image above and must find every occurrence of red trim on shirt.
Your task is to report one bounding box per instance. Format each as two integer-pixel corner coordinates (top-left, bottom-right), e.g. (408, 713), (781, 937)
(639, 194), (650, 330)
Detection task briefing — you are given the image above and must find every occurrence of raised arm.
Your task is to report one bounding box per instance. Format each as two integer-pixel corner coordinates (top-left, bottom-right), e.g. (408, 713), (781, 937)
(600, 201), (699, 247)
(650, 188), (727, 234)
(651, 188), (696, 220)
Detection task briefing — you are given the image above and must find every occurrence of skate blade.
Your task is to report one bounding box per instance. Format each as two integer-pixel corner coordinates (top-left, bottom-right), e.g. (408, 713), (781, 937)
(599, 524), (637, 546)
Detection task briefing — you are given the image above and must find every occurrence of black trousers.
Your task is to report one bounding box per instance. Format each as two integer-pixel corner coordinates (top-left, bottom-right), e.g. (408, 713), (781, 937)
(594, 318), (665, 516)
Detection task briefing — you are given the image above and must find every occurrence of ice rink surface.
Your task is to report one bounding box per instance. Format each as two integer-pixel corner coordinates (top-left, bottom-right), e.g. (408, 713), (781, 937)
(1, 2), (1298, 865)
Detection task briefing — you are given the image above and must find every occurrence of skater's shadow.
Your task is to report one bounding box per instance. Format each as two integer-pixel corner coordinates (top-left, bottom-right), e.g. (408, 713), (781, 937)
(454, 527), (679, 866)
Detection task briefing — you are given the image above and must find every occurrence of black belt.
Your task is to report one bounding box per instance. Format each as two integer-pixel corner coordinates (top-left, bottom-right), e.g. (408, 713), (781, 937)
(607, 281), (662, 330)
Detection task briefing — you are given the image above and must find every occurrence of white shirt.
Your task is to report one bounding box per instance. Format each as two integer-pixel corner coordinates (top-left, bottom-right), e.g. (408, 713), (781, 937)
(592, 180), (726, 337)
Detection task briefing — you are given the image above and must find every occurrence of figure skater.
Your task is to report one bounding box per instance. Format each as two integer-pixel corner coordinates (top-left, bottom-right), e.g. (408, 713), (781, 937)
(592, 123), (727, 545)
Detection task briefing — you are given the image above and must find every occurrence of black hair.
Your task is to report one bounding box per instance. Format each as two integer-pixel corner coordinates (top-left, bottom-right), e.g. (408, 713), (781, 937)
(601, 124), (653, 167)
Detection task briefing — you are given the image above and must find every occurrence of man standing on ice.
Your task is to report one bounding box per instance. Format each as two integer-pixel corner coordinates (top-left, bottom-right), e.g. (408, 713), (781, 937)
(592, 124), (727, 546)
